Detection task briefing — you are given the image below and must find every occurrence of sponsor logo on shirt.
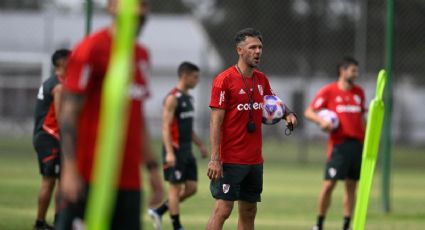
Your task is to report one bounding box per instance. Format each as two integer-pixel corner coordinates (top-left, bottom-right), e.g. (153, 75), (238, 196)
(219, 91), (225, 106)
(336, 105), (361, 113)
(180, 111), (194, 119)
(237, 102), (263, 111)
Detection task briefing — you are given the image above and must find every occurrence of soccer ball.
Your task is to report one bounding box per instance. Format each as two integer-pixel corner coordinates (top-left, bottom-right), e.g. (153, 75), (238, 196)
(317, 109), (339, 130)
(262, 95), (285, 125)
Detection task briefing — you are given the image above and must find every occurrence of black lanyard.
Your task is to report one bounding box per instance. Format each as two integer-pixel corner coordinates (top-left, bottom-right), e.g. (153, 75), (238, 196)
(236, 65), (256, 121)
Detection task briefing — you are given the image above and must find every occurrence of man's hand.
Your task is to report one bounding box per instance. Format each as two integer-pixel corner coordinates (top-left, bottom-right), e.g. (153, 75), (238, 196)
(285, 112), (298, 130)
(165, 152), (176, 167)
(60, 163), (82, 203)
(319, 119), (333, 132)
(207, 160), (222, 180)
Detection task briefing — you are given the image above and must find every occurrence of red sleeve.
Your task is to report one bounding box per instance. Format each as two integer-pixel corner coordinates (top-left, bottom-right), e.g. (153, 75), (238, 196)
(64, 39), (93, 94)
(209, 75), (229, 109)
(309, 86), (329, 111)
(360, 88), (367, 113)
(263, 76), (273, 95)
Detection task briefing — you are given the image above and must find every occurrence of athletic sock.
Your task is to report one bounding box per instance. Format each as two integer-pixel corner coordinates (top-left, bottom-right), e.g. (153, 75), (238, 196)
(54, 213), (59, 226)
(343, 216), (351, 230)
(171, 214), (182, 230)
(156, 200), (169, 215)
(316, 215), (325, 230)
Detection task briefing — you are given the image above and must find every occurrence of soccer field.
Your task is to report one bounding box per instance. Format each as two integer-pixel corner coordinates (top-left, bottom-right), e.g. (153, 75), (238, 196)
(0, 136), (424, 230)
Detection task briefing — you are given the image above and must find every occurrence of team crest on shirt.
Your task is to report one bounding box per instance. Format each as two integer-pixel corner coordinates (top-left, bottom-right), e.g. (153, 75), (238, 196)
(239, 89), (246, 94)
(222, 184), (230, 194)
(257, 85), (264, 96)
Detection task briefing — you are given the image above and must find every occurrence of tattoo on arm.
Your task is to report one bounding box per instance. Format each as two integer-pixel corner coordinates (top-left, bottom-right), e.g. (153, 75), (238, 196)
(60, 92), (85, 160)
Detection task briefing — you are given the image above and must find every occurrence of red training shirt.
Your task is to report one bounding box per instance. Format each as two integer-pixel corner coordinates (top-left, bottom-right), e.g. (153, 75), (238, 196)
(309, 82), (366, 159)
(209, 66), (273, 165)
(64, 28), (150, 189)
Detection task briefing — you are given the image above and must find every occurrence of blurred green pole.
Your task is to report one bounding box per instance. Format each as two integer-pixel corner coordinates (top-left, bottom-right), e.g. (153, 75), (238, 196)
(85, 0), (93, 36)
(381, 0), (394, 213)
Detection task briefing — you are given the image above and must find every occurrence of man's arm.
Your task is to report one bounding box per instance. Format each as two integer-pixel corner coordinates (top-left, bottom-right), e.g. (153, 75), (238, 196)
(162, 95), (177, 167)
(207, 108), (225, 180)
(60, 91), (85, 202)
(304, 106), (332, 132)
(52, 84), (63, 119)
(192, 131), (208, 158)
(142, 112), (164, 207)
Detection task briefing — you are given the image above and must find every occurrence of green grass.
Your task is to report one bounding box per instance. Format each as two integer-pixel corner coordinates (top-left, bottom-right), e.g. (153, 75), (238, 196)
(1, 136), (424, 229)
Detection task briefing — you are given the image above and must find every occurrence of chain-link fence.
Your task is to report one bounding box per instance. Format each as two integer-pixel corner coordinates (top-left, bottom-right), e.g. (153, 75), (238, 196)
(0, 0), (424, 143)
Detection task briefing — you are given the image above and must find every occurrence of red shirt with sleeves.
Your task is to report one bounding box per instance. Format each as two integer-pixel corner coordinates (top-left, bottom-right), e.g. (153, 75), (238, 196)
(209, 66), (273, 165)
(64, 28), (150, 189)
(309, 82), (366, 158)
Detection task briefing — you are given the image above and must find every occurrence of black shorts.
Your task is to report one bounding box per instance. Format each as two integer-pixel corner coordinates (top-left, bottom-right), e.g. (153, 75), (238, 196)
(56, 185), (141, 230)
(324, 139), (363, 180)
(210, 163), (263, 203)
(163, 154), (198, 184)
(33, 132), (61, 178)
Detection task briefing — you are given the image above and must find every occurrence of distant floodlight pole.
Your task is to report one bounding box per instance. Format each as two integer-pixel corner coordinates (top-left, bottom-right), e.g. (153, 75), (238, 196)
(381, 0), (394, 213)
(85, 0), (93, 36)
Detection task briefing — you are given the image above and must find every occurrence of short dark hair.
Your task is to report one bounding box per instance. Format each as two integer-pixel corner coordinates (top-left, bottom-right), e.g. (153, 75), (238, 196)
(178, 61), (199, 77)
(234, 28), (263, 45)
(337, 56), (358, 76)
(51, 49), (71, 67)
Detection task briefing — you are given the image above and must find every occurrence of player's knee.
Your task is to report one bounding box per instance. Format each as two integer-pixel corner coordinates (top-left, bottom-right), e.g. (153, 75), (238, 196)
(240, 205), (257, 219)
(214, 204), (233, 220)
(186, 185), (197, 196)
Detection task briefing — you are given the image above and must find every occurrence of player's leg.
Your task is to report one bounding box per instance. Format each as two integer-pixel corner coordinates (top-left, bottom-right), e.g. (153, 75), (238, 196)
(34, 133), (60, 230)
(342, 139), (362, 230)
(35, 176), (56, 229)
(343, 179), (357, 230)
(313, 142), (348, 230)
(206, 199), (234, 230)
(207, 163), (250, 229)
(169, 183), (184, 230)
(54, 179), (60, 225)
(237, 201), (257, 230)
(318, 179), (337, 215)
(180, 180), (197, 201)
(180, 156), (198, 202)
(237, 164), (262, 230)
(110, 189), (141, 230)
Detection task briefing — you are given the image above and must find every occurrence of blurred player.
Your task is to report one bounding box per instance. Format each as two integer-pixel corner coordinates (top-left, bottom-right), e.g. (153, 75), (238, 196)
(57, 0), (163, 229)
(32, 49), (70, 230)
(304, 57), (366, 230)
(206, 28), (298, 230)
(148, 61), (208, 230)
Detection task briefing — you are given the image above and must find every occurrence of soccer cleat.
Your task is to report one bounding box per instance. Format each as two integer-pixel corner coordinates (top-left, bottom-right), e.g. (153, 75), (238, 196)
(148, 208), (163, 230)
(311, 226), (320, 230)
(33, 221), (54, 230)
